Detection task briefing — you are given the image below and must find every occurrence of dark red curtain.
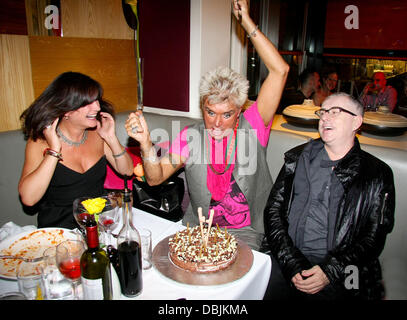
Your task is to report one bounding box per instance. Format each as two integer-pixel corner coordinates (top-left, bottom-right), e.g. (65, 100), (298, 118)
(139, 0), (190, 112)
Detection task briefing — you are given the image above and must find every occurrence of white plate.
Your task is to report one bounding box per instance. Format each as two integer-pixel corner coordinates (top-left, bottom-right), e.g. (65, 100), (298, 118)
(0, 228), (80, 280)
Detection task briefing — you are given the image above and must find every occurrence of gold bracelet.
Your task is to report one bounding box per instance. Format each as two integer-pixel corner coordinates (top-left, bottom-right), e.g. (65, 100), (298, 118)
(247, 25), (259, 38)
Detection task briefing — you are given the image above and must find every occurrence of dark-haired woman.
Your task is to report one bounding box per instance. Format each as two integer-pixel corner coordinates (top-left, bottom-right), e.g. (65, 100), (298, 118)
(19, 72), (133, 229)
(312, 68), (338, 106)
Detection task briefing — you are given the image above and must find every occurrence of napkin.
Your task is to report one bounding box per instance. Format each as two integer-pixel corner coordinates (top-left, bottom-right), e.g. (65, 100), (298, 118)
(0, 222), (37, 242)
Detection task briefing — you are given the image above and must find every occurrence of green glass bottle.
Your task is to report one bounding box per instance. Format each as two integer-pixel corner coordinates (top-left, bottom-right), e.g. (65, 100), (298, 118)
(80, 220), (113, 300)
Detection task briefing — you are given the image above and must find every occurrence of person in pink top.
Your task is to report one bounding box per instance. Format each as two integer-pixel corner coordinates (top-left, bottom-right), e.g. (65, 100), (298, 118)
(125, 0), (289, 250)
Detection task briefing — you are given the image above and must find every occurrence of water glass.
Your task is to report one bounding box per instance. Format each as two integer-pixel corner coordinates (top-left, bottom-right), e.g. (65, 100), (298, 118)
(42, 247), (74, 300)
(17, 261), (45, 300)
(56, 240), (86, 300)
(140, 228), (152, 270)
(0, 292), (27, 300)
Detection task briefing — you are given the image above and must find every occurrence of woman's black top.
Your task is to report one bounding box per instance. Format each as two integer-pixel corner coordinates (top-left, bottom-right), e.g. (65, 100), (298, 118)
(37, 156), (107, 229)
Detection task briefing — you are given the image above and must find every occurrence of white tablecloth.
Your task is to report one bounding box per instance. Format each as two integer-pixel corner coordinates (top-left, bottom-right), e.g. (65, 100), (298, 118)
(0, 209), (272, 300)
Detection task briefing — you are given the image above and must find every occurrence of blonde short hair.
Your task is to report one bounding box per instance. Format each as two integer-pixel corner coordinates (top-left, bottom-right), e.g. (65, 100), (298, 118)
(199, 66), (249, 109)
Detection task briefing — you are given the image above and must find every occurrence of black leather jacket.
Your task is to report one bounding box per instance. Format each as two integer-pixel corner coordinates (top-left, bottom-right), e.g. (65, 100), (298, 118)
(263, 138), (395, 299)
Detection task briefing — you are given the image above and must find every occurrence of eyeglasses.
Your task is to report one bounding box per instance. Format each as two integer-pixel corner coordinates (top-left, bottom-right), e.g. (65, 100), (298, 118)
(315, 107), (357, 118)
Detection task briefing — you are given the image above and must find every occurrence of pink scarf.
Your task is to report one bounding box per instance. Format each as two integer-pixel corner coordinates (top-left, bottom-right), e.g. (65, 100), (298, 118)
(206, 121), (238, 201)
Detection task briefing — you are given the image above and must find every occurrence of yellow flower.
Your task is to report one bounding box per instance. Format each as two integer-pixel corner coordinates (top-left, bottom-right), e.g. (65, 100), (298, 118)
(81, 197), (107, 214)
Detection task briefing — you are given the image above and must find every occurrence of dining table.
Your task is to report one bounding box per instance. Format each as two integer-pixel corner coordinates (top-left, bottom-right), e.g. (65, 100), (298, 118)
(0, 208), (272, 300)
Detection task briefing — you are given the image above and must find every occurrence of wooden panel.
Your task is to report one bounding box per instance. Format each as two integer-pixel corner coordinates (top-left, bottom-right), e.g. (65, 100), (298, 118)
(0, 35), (34, 132)
(61, 0), (133, 39)
(29, 36), (138, 113)
(0, 0), (28, 35)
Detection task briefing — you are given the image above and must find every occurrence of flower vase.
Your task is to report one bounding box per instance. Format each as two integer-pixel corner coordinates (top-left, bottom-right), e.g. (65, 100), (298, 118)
(137, 57), (144, 111)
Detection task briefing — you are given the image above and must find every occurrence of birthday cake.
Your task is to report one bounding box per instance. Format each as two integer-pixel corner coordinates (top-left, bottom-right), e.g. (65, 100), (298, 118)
(168, 225), (238, 273)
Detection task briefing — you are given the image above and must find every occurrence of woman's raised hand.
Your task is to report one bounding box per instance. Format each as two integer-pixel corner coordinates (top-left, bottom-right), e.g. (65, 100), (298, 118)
(43, 118), (61, 151)
(231, 0), (249, 23)
(96, 112), (116, 142)
(125, 111), (151, 146)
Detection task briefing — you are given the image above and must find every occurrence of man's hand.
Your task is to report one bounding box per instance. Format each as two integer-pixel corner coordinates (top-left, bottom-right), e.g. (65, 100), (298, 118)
(291, 265), (330, 294)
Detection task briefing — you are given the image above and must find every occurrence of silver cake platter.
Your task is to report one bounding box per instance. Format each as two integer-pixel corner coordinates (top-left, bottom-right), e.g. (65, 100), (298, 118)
(152, 235), (253, 286)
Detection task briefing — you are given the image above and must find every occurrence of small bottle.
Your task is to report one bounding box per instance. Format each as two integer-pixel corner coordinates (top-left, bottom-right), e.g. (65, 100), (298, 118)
(80, 220), (113, 300)
(117, 183), (143, 297)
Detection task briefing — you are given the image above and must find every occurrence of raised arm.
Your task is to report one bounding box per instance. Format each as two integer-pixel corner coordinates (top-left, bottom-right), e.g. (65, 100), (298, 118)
(18, 118), (61, 206)
(96, 112), (133, 176)
(232, 0), (289, 126)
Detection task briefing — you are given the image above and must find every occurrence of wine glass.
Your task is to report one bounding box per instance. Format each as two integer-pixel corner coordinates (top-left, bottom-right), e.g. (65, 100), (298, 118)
(56, 240), (85, 300)
(42, 247), (74, 300)
(73, 197), (97, 235)
(98, 206), (120, 247)
(73, 193), (121, 239)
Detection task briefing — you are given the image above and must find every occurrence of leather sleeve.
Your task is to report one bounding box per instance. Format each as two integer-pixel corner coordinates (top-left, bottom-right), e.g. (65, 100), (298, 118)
(319, 162), (395, 286)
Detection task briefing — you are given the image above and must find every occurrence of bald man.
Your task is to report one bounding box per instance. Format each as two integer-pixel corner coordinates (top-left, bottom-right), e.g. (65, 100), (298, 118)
(359, 72), (397, 112)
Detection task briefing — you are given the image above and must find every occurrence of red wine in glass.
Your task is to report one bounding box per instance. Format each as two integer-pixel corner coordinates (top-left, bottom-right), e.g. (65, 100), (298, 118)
(104, 218), (114, 226)
(100, 216), (115, 229)
(58, 258), (81, 280)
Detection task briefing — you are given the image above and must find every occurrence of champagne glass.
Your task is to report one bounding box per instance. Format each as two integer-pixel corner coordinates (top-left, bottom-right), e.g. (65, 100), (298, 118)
(56, 240), (85, 300)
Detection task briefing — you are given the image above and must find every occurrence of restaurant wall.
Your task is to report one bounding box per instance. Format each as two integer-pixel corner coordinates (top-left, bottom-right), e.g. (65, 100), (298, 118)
(142, 0), (234, 120)
(0, 0), (137, 132)
(324, 0), (407, 51)
(1, 0), (235, 131)
(0, 34), (35, 132)
(139, 0), (190, 113)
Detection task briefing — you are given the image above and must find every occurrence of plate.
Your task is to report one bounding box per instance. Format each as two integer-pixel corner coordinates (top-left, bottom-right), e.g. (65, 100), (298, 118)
(282, 104), (319, 128)
(0, 228), (79, 280)
(152, 235), (253, 286)
(361, 123), (407, 136)
(362, 111), (407, 136)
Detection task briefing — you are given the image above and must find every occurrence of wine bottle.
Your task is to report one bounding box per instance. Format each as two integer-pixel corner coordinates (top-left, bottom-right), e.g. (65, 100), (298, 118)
(80, 220), (113, 300)
(117, 182), (143, 297)
(106, 244), (120, 277)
